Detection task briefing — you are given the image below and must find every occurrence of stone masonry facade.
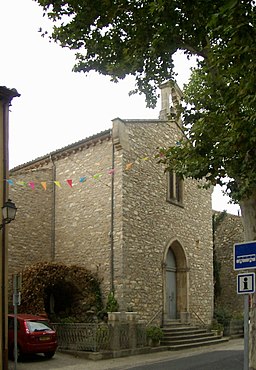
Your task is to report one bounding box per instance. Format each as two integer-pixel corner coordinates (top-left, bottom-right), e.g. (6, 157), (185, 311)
(8, 83), (214, 325)
(214, 211), (244, 316)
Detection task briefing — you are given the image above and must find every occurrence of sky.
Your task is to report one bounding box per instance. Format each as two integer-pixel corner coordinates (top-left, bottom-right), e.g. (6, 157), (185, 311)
(1, 0), (240, 215)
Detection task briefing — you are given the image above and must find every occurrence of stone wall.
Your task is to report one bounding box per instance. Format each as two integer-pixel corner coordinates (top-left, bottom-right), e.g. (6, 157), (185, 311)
(53, 137), (116, 297)
(113, 118), (213, 324)
(9, 166), (53, 274)
(9, 132), (116, 302)
(9, 119), (214, 325)
(214, 211), (244, 316)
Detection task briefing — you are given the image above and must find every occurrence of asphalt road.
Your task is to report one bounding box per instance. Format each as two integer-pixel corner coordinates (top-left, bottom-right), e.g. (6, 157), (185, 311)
(119, 349), (243, 370)
(8, 338), (243, 370)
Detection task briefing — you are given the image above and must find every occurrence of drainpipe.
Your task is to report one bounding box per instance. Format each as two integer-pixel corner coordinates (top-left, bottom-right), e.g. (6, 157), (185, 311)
(110, 141), (115, 292)
(49, 155), (56, 261)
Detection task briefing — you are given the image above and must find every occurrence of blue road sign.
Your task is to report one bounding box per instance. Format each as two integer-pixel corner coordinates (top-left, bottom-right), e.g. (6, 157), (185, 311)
(237, 272), (255, 294)
(234, 241), (256, 270)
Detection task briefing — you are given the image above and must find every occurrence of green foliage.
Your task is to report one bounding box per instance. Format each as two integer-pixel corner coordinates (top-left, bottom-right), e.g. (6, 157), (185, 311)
(19, 262), (103, 322)
(159, 50), (256, 202)
(35, 0), (256, 201)
(212, 211), (227, 301)
(214, 307), (233, 327)
(146, 326), (163, 342)
(34, 0), (254, 108)
(212, 212), (227, 233)
(96, 324), (110, 350)
(106, 291), (119, 312)
(210, 319), (224, 333)
(53, 316), (77, 323)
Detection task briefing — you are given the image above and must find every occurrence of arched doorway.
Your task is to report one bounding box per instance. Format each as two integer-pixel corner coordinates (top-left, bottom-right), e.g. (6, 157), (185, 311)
(164, 240), (189, 322)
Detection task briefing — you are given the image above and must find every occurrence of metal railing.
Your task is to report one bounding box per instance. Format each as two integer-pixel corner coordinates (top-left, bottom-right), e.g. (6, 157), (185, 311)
(146, 308), (162, 327)
(52, 323), (109, 352)
(52, 321), (147, 352)
(190, 309), (207, 328)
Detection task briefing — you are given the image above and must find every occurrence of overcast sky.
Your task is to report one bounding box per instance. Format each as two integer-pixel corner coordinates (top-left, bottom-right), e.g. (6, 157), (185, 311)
(1, 0), (240, 215)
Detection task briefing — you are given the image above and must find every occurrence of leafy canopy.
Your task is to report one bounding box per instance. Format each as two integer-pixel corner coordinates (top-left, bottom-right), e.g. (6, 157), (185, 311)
(157, 1), (255, 202)
(159, 62), (256, 203)
(35, 0), (255, 201)
(34, 0), (251, 107)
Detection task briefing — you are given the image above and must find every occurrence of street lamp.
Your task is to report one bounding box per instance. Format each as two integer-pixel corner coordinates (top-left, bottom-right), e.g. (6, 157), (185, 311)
(0, 199), (17, 229)
(0, 199), (17, 370)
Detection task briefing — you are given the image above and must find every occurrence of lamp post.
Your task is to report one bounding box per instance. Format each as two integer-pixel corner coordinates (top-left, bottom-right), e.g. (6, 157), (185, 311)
(0, 200), (17, 229)
(1, 199), (17, 369)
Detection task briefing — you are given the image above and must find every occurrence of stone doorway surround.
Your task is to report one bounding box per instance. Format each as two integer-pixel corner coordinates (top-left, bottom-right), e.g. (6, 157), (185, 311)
(163, 239), (190, 324)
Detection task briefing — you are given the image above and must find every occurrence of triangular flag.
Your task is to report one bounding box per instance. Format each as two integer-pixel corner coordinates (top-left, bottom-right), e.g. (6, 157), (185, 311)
(54, 181), (61, 188)
(28, 182), (35, 190)
(125, 163), (133, 171)
(108, 169), (115, 175)
(93, 173), (102, 179)
(17, 181), (26, 186)
(79, 177), (86, 183)
(6, 179), (14, 185)
(41, 182), (47, 191)
(66, 179), (73, 188)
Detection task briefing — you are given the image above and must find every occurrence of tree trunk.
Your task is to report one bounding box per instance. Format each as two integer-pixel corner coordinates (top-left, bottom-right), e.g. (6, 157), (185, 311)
(240, 195), (256, 370)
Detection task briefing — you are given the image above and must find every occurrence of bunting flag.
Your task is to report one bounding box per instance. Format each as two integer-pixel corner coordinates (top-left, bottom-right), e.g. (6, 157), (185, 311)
(66, 179), (73, 188)
(28, 182), (35, 190)
(41, 182), (47, 191)
(79, 177), (86, 183)
(93, 173), (102, 179)
(54, 181), (61, 188)
(5, 152), (157, 191)
(125, 163), (133, 171)
(17, 181), (26, 186)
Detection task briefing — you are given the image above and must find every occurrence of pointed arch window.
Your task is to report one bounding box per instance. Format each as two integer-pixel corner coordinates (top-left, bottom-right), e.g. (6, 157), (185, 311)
(167, 171), (184, 206)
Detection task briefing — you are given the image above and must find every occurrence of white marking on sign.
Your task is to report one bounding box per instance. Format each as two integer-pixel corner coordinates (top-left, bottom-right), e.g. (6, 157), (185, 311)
(237, 272), (255, 294)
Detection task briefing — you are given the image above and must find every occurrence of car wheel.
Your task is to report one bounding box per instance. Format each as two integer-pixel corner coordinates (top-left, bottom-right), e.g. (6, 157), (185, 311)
(44, 351), (55, 359)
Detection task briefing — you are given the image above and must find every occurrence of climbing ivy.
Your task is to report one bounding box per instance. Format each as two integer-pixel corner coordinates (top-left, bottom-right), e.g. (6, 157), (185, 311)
(16, 262), (103, 322)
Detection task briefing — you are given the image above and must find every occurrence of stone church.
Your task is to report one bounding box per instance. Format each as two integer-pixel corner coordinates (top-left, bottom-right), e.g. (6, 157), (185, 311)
(8, 82), (214, 325)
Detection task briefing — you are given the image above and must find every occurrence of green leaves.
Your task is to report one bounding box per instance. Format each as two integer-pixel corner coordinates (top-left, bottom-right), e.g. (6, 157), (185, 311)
(35, 0), (256, 201)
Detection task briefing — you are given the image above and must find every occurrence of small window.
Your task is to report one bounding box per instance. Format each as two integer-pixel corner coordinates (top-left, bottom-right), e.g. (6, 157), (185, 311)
(167, 171), (184, 206)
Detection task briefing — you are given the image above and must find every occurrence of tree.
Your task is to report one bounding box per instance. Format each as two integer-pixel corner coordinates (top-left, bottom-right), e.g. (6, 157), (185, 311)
(35, 0), (252, 106)
(34, 0), (255, 366)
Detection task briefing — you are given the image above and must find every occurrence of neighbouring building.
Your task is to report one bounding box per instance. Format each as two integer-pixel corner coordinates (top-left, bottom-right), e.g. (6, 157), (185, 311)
(8, 82), (214, 325)
(213, 211), (244, 316)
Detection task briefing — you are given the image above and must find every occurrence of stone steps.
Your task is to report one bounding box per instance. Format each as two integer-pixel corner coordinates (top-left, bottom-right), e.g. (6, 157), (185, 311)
(160, 322), (229, 350)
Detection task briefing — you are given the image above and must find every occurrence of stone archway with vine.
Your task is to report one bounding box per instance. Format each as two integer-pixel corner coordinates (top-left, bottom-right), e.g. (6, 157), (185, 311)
(18, 262), (103, 322)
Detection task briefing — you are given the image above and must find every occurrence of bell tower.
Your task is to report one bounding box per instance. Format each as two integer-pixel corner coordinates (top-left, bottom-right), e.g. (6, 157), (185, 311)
(159, 81), (183, 121)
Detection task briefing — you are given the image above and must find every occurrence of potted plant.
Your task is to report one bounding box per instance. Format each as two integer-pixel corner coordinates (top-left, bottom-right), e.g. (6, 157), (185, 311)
(210, 319), (224, 336)
(146, 325), (163, 347)
(106, 291), (120, 321)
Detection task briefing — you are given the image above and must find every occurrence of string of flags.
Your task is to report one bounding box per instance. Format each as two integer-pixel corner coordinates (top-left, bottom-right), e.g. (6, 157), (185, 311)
(5, 154), (157, 191)
(5, 171), (113, 191)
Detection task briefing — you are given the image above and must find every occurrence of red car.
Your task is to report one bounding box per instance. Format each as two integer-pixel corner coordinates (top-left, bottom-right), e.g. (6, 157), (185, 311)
(8, 314), (58, 360)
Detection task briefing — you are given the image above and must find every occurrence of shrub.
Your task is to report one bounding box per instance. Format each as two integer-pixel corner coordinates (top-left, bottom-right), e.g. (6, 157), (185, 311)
(106, 291), (119, 312)
(210, 319), (224, 333)
(214, 307), (232, 327)
(146, 326), (163, 342)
